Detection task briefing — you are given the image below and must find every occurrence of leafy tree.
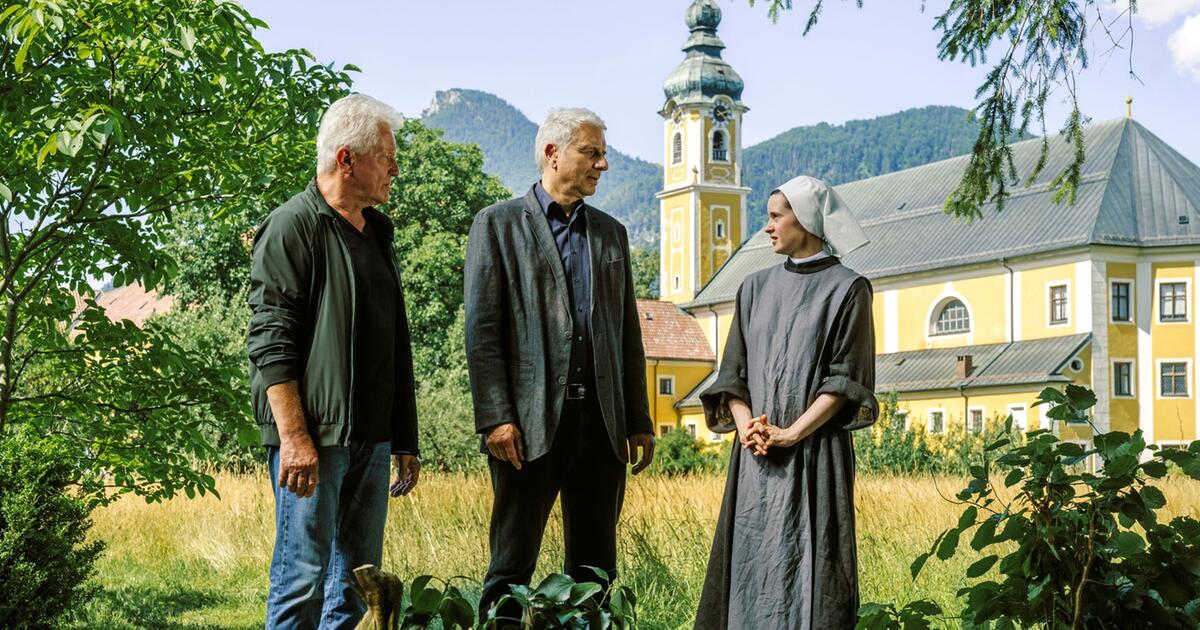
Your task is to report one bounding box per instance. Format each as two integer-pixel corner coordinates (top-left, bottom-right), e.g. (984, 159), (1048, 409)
(1, 0), (353, 503)
(630, 244), (660, 299)
(749, 0), (1138, 221)
(383, 119), (509, 377)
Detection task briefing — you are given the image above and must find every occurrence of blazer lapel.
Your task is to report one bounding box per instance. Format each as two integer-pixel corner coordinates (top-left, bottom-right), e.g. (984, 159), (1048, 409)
(521, 188), (571, 311)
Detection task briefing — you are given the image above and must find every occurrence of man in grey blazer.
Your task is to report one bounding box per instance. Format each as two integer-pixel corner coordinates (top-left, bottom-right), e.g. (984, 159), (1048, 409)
(464, 107), (655, 621)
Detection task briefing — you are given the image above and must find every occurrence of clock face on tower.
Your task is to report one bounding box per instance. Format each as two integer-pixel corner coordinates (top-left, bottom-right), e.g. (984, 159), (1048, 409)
(711, 102), (731, 126)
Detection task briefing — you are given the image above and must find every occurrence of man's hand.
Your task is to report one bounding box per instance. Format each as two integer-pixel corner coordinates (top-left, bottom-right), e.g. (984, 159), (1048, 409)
(627, 432), (655, 475)
(278, 433), (319, 498)
(390, 454), (421, 497)
(486, 423), (525, 470)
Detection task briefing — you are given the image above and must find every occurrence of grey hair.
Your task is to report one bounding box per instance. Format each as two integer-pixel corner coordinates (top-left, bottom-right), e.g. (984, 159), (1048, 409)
(316, 93), (404, 174)
(533, 107), (607, 172)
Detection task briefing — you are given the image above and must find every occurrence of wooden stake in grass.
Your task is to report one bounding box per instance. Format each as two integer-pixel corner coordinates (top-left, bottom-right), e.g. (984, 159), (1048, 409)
(352, 564), (404, 630)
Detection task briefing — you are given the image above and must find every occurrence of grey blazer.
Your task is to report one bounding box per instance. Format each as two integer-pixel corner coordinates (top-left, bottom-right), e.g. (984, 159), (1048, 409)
(464, 186), (653, 462)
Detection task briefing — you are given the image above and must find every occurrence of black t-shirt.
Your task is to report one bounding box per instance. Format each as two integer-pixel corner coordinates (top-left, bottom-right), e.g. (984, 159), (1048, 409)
(335, 214), (398, 443)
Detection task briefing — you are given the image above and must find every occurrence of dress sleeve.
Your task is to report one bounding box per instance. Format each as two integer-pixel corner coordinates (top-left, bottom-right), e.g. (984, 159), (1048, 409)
(699, 285), (752, 433)
(814, 277), (879, 431)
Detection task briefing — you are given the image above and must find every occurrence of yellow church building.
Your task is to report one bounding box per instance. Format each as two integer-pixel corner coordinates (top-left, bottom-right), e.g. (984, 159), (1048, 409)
(644, 0), (1200, 450)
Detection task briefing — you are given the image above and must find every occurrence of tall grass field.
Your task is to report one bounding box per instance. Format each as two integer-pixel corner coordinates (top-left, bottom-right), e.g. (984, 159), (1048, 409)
(70, 472), (1200, 629)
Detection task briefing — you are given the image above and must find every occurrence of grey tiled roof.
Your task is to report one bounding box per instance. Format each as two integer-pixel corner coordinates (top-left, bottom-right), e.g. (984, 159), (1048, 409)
(675, 369), (718, 410)
(685, 118), (1200, 309)
(876, 333), (1091, 393)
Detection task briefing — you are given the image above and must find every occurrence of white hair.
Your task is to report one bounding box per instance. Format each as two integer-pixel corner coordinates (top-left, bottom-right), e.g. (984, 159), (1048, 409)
(316, 93), (404, 174)
(533, 107), (607, 172)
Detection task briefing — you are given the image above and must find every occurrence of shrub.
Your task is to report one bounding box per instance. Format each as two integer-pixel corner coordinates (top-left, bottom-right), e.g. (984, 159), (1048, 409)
(650, 427), (723, 476)
(854, 391), (1025, 476)
(486, 569), (638, 630)
(858, 385), (1200, 629)
(0, 428), (105, 628)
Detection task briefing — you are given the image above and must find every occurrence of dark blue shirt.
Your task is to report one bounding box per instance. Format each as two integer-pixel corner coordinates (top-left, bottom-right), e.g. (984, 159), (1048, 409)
(534, 181), (593, 388)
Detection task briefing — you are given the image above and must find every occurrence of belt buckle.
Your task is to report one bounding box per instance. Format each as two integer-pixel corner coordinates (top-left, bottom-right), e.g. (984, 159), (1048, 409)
(566, 383), (586, 400)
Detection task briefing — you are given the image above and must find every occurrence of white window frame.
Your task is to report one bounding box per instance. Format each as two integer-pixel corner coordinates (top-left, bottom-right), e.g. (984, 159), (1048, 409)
(1046, 280), (1071, 328)
(1154, 278), (1191, 324)
(1156, 358), (1192, 399)
(1109, 278), (1134, 325)
(1111, 358), (1136, 399)
(926, 292), (974, 336)
(684, 421), (698, 438)
(928, 408), (946, 434)
(895, 410), (909, 431)
(1007, 403), (1028, 431)
(657, 375), (676, 397)
(671, 131), (683, 165)
(715, 219), (726, 241)
(672, 274), (681, 291)
(967, 405), (986, 433)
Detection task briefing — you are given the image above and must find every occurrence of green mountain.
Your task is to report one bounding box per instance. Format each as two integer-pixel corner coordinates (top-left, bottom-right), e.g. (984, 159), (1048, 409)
(422, 90), (983, 246)
(422, 89), (661, 244)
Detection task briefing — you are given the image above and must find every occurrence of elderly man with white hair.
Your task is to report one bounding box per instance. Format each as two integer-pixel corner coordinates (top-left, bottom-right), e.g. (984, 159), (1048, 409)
(247, 93), (421, 628)
(465, 108), (656, 622)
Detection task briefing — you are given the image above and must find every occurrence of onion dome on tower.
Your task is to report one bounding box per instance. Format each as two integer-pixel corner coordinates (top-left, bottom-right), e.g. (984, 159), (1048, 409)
(662, 0), (744, 105)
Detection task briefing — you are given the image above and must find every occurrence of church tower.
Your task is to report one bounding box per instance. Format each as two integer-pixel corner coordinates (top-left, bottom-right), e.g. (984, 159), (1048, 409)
(658, 0), (750, 304)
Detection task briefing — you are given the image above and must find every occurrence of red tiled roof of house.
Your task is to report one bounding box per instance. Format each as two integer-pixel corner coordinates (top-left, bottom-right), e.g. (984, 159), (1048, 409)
(90, 284), (175, 327)
(636, 299), (715, 362)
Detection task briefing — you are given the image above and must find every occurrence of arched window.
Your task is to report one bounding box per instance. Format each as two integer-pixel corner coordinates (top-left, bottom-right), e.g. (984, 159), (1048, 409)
(933, 299), (970, 335)
(671, 132), (683, 164)
(711, 130), (727, 162)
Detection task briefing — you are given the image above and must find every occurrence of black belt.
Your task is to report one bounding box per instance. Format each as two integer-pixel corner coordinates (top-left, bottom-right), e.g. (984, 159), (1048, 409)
(566, 383), (587, 400)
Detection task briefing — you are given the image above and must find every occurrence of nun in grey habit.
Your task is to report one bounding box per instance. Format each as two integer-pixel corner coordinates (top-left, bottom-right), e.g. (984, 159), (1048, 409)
(694, 176), (879, 630)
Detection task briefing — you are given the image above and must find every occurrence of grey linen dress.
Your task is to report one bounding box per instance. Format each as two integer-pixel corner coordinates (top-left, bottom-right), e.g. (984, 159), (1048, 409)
(694, 255), (878, 630)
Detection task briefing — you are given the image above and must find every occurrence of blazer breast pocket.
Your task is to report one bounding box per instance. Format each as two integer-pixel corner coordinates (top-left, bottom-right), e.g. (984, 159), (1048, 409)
(604, 257), (626, 296)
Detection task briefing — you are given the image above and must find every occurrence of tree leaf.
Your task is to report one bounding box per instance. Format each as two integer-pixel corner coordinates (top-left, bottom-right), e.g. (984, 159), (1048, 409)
(1113, 531), (1145, 557)
(0, 181), (11, 203)
(937, 528), (961, 560)
(1140, 486), (1166, 510)
(971, 517), (998, 551)
(966, 554), (999, 578)
(910, 551), (931, 579)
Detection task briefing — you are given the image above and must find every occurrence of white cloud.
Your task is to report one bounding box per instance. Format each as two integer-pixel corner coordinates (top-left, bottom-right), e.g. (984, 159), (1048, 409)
(1134, 0), (1200, 27)
(1168, 13), (1200, 79)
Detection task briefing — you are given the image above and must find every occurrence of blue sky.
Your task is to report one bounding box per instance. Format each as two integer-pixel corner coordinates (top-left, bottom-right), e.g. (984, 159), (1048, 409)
(243, 0), (1200, 166)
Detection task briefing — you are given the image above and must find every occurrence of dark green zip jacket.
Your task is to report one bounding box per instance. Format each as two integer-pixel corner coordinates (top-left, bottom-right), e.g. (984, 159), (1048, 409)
(247, 180), (419, 454)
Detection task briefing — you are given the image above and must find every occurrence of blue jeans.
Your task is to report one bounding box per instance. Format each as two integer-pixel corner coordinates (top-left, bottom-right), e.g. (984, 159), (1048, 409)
(265, 441), (391, 630)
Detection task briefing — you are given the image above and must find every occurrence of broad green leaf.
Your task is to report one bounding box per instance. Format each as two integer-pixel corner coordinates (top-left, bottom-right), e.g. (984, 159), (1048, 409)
(0, 181), (11, 203)
(1004, 468), (1024, 487)
(971, 517), (998, 551)
(534, 573), (575, 603)
(936, 528), (960, 560)
(1140, 486), (1166, 509)
(569, 582), (603, 606)
(1113, 531), (1145, 557)
(966, 554), (998, 578)
(910, 551), (931, 579)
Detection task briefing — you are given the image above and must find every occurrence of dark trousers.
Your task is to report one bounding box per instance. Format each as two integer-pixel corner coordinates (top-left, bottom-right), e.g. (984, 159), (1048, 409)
(479, 395), (626, 623)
